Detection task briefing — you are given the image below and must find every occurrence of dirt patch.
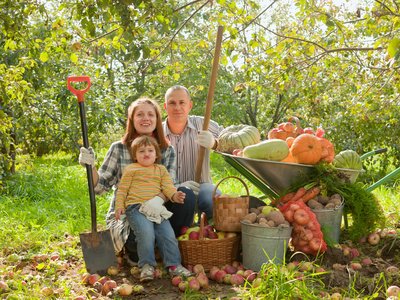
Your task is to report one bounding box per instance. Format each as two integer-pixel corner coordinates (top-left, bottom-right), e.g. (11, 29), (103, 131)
(1, 234), (399, 299)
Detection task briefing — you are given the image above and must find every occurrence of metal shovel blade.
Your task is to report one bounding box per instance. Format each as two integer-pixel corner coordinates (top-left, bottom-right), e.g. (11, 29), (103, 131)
(79, 229), (117, 275)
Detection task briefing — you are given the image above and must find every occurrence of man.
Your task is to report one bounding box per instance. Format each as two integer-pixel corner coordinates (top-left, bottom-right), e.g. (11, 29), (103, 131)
(163, 85), (223, 220)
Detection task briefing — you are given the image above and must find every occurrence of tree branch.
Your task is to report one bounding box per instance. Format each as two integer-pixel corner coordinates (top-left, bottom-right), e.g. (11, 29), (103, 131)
(141, 0), (210, 72)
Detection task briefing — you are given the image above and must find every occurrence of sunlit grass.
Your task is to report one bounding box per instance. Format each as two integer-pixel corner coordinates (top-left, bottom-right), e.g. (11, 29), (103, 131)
(0, 152), (110, 255)
(0, 151), (398, 299)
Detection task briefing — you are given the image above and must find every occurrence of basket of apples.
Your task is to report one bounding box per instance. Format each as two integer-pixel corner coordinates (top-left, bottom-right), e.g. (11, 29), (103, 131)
(178, 212), (240, 271)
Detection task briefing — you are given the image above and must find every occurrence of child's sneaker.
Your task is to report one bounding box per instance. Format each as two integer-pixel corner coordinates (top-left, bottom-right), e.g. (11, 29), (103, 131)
(168, 265), (192, 277)
(140, 264), (155, 282)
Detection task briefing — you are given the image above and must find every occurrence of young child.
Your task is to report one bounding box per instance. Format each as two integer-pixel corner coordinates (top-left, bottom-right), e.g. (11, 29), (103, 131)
(115, 135), (191, 282)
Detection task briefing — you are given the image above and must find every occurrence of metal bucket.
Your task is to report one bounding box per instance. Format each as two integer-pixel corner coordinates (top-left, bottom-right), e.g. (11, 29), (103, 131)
(312, 203), (344, 245)
(241, 222), (292, 271)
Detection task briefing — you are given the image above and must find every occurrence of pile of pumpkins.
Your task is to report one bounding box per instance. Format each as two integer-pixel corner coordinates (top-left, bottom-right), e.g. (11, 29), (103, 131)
(217, 117), (335, 165)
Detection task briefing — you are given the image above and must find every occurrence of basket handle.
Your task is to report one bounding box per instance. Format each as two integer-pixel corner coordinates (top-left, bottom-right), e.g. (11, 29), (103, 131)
(212, 175), (250, 200)
(199, 212), (207, 241)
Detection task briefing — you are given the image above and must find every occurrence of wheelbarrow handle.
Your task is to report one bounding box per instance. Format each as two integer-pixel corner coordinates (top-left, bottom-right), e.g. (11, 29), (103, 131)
(360, 148), (387, 160)
(67, 76), (91, 102)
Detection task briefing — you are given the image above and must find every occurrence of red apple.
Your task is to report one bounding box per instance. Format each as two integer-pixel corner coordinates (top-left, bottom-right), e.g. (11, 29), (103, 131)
(243, 269), (256, 282)
(230, 273), (244, 285)
(223, 274), (232, 284)
(178, 281), (188, 292)
(107, 265), (119, 276)
(88, 273), (101, 286)
(180, 226), (189, 235)
(208, 266), (219, 280)
(171, 275), (182, 287)
(99, 276), (111, 285)
(189, 231), (200, 240)
(350, 262), (362, 271)
(367, 232), (380, 245)
(117, 283), (133, 296)
(361, 257), (372, 266)
(387, 285), (400, 298)
(188, 278), (200, 291)
(223, 264), (237, 274)
(102, 280), (117, 295)
(214, 270), (227, 283)
(196, 272), (209, 288)
(0, 281), (9, 293)
(193, 264), (205, 275)
(208, 231), (218, 239)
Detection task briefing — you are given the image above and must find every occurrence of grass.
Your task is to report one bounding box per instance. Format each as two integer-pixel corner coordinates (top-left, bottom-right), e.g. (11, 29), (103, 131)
(0, 150), (399, 299)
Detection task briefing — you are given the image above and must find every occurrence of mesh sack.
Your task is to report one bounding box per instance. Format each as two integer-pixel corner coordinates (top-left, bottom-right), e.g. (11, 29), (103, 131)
(279, 200), (327, 255)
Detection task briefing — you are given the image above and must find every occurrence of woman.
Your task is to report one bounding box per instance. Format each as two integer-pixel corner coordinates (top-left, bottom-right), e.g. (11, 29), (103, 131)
(79, 97), (196, 265)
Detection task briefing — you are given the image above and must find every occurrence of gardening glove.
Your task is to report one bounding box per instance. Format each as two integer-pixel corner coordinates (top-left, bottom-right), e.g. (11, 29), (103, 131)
(159, 206), (173, 222)
(79, 147), (95, 167)
(178, 181), (200, 195)
(143, 206), (173, 224)
(197, 130), (215, 149)
(139, 196), (165, 220)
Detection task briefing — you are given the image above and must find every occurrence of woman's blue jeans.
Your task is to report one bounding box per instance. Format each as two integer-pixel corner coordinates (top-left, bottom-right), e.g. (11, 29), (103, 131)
(125, 204), (181, 268)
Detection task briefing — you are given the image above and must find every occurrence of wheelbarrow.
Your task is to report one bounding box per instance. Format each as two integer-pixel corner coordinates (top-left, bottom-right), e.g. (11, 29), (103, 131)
(216, 147), (398, 198)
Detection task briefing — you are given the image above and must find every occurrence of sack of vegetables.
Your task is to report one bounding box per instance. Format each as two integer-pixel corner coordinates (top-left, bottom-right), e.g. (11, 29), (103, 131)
(279, 199), (327, 256)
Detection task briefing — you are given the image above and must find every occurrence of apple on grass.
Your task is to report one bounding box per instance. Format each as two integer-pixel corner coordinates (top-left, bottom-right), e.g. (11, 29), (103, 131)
(367, 232), (380, 245)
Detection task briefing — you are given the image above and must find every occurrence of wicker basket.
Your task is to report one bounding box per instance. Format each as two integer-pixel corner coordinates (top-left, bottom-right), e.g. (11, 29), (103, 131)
(212, 176), (250, 232)
(178, 213), (240, 271)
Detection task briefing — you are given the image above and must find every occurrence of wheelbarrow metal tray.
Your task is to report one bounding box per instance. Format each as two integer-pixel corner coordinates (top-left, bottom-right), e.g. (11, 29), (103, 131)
(218, 152), (363, 195)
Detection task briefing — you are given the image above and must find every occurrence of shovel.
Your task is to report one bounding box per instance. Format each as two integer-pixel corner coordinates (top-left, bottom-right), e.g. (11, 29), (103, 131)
(67, 75), (117, 275)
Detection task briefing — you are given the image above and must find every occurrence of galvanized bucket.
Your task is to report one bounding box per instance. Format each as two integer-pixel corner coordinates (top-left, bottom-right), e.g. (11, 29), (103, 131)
(241, 222), (292, 271)
(312, 202), (344, 245)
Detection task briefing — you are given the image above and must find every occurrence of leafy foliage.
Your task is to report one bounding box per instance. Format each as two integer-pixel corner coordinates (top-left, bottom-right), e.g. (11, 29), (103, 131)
(1, 0), (400, 187)
(312, 164), (386, 241)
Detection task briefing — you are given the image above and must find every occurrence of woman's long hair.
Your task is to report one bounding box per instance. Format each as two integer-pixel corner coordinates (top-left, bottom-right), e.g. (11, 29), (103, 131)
(122, 97), (169, 151)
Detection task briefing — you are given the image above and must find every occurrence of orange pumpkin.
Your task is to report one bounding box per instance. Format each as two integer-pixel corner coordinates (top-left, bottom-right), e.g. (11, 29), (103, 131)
(286, 136), (295, 148)
(290, 134), (322, 164)
(281, 151), (297, 163)
(318, 137), (335, 163)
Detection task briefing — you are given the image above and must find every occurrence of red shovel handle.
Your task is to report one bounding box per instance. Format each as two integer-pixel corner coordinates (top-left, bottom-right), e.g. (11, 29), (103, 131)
(67, 76), (91, 102)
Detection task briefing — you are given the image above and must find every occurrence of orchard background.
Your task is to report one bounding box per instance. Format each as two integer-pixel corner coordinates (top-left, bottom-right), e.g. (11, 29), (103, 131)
(1, 0), (400, 184)
(1, 1), (400, 299)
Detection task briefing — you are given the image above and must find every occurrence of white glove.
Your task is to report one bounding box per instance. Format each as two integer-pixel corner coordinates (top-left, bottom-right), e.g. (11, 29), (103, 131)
(197, 130), (215, 149)
(178, 181), (200, 195)
(139, 196), (172, 224)
(79, 147), (95, 167)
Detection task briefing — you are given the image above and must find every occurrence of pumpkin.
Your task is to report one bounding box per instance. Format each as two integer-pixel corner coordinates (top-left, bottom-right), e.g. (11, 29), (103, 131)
(217, 124), (260, 153)
(243, 139), (289, 161)
(290, 134), (322, 165)
(281, 151), (297, 163)
(286, 136), (295, 148)
(333, 150), (362, 170)
(318, 137), (335, 163)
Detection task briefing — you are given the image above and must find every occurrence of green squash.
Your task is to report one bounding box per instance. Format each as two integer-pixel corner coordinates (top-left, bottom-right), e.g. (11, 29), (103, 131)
(243, 139), (289, 161)
(217, 124), (261, 153)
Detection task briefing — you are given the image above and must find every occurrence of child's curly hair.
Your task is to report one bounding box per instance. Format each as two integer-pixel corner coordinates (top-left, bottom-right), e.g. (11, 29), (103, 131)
(130, 136), (162, 164)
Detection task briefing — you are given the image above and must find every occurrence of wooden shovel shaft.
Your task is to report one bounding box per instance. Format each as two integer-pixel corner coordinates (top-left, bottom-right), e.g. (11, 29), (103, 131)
(195, 25), (224, 182)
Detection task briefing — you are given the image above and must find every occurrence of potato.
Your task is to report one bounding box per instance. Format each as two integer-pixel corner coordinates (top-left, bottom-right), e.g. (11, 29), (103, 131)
(317, 195), (330, 205)
(308, 199), (324, 210)
(241, 212), (257, 223)
(266, 210), (285, 225)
